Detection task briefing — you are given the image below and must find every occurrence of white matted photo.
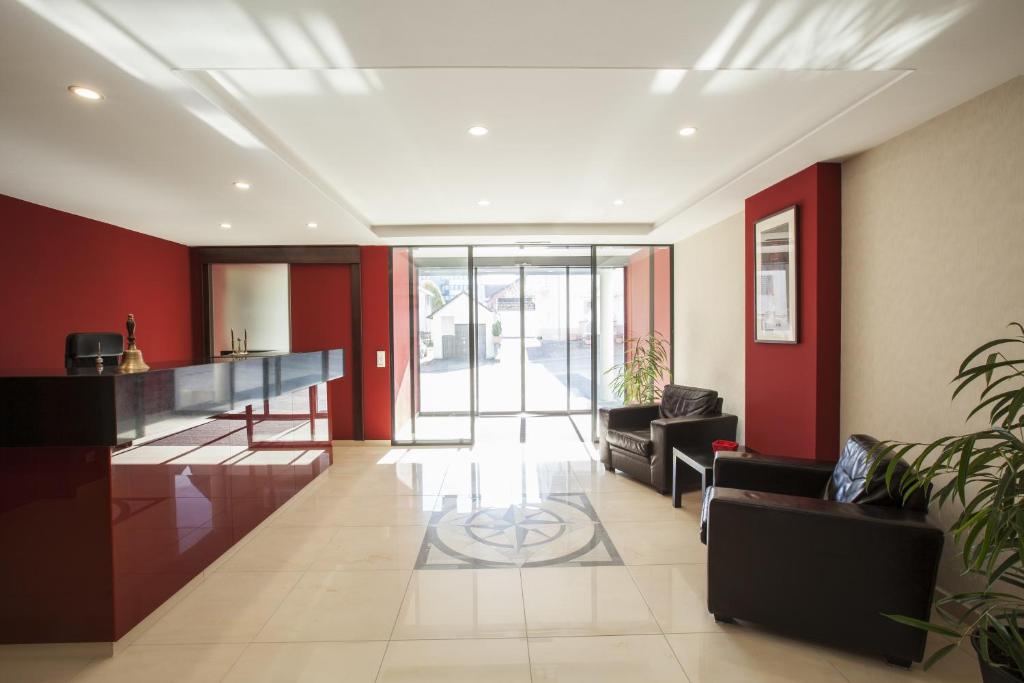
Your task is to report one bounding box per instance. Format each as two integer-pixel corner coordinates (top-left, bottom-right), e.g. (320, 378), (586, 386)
(754, 206), (798, 343)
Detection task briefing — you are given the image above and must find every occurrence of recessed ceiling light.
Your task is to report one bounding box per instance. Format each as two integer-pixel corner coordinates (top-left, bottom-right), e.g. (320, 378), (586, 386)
(68, 85), (103, 100)
(678, 126), (697, 136)
(612, 199), (625, 206)
(468, 126), (489, 136)
(306, 222), (318, 229)
(477, 199), (491, 207)
(233, 180), (251, 190)
(219, 222), (232, 230)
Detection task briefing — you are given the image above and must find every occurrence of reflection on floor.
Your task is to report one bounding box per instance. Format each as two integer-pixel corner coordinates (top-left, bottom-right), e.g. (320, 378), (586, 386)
(406, 414), (589, 443)
(0, 442), (982, 682)
(144, 416), (331, 448)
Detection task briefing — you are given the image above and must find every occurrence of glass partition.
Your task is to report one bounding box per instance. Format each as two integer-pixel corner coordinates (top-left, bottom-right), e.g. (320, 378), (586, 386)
(391, 247), (473, 443)
(595, 246), (673, 410)
(391, 248), (414, 441)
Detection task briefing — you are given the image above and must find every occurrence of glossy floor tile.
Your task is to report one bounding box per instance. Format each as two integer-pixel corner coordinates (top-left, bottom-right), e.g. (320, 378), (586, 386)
(0, 652), (98, 683)
(627, 564), (722, 633)
(256, 570), (411, 642)
(216, 525), (339, 572)
(137, 571), (303, 644)
(604, 520), (706, 565)
(72, 644), (246, 682)
(271, 494), (438, 527)
(587, 490), (699, 523)
(392, 569), (526, 639)
(222, 641), (387, 683)
(824, 640), (982, 682)
(307, 525), (426, 571)
(377, 638), (532, 683)
(667, 631), (851, 683)
(529, 635), (689, 682)
(314, 464), (447, 497)
(521, 566), (660, 637)
(569, 462), (653, 494)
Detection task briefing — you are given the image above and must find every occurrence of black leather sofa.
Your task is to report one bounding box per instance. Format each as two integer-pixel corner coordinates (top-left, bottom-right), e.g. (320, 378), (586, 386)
(702, 434), (944, 667)
(598, 385), (737, 494)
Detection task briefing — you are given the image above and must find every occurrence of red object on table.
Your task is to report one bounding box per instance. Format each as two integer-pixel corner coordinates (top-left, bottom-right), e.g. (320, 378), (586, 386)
(713, 440), (739, 452)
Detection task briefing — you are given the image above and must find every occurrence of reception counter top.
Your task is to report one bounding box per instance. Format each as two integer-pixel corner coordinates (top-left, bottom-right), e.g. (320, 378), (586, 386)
(0, 349), (344, 447)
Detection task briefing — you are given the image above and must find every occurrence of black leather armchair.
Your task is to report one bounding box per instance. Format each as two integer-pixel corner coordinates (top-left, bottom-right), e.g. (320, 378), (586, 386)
(599, 385), (737, 494)
(703, 434), (944, 667)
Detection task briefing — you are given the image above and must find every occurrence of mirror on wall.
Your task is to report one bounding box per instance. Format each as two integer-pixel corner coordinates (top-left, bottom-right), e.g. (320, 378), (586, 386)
(210, 263), (291, 355)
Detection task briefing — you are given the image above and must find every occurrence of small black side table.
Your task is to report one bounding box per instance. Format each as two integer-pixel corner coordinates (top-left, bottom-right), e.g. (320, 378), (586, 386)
(672, 447), (756, 508)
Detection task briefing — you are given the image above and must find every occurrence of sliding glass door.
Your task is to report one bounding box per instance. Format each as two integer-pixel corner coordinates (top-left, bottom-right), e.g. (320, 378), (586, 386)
(523, 267), (568, 412)
(391, 245), (671, 444)
(475, 266), (521, 413)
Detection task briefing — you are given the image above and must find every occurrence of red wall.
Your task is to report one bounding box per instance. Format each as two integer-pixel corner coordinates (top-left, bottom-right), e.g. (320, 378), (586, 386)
(624, 250), (650, 344)
(360, 246), (393, 440)
(290, 264), (355, 440)
(745, 163), (841, 461)
(0, 194), (192, 367)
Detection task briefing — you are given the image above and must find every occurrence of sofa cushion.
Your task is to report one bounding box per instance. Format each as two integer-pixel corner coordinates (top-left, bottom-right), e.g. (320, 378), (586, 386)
(659, 385), (720, 419)
(606, 427), (653, 458)
(824, 434), (928, 511)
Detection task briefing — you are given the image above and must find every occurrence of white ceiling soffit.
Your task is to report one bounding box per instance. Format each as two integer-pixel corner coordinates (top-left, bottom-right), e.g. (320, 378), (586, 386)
(0, 1), (1022, 246)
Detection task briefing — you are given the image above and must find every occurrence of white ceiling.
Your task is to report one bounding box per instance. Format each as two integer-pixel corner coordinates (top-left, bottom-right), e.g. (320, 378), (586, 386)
(1, 0), (1022, 246)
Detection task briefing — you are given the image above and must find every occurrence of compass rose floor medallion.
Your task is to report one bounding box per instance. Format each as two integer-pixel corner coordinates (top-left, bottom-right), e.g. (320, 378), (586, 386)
(415, 493), (623, 569)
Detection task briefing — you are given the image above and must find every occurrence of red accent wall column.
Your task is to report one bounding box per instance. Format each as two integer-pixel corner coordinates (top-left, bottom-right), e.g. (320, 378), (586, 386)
(360, 246), (393, 440)
(745, 163), (841, 461)
(289, 264), (354, 440)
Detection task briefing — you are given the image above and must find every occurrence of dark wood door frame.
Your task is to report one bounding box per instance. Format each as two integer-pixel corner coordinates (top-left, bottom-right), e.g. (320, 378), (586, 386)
(190, 245), (365, 440)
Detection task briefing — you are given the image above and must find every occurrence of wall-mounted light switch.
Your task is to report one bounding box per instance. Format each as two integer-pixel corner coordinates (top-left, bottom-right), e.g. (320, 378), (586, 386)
(376, 350), (386, 368)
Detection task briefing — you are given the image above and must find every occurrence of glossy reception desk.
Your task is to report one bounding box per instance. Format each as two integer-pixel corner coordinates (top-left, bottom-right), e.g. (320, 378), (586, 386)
(0, 350), (343, 644)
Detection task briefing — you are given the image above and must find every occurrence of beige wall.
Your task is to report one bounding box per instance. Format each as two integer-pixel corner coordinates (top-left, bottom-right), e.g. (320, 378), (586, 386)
(673, 212), (746, 440)
(841, 75), (1024, 590)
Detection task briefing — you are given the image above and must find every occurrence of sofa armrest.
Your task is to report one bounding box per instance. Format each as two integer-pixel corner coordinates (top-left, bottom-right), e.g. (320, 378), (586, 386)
(705, 487), (943, 663)
(712, 452), (835, 497)
(649, 414), (737, 494)
(599, 403), (660, 432)
(650, 413), (738, 458)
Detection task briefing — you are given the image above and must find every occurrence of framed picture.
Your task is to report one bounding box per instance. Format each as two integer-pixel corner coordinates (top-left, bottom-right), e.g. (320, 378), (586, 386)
(754, 206), (798, 343)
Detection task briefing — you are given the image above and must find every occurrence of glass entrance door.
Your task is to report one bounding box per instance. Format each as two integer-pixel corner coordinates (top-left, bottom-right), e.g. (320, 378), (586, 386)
(522, 267), (567, 412)
(391, 245), (672, 445)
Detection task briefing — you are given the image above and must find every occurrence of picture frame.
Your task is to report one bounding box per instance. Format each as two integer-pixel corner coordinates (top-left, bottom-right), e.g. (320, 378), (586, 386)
(754, 205), (798, 343)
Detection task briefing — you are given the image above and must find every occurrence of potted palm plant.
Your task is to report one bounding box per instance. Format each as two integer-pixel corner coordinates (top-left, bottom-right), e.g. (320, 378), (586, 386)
(605, 332), (670, 404)
(871, 323), (1024, 682)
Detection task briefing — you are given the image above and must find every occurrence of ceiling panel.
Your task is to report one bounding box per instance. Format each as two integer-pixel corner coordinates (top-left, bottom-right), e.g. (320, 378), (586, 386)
(199, 67), (896, 225)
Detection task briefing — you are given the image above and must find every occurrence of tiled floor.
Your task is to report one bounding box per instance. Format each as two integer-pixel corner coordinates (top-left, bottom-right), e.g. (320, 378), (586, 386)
(0, 443), (982, 682)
